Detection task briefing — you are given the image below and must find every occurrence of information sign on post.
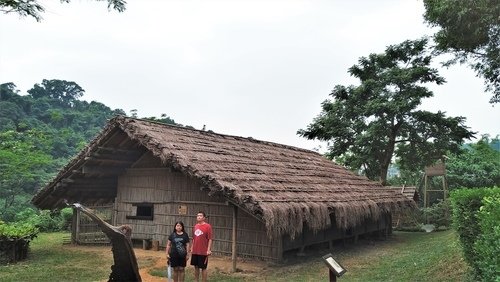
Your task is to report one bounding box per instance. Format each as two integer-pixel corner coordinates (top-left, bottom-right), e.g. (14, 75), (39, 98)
(322, 253), (346, 282)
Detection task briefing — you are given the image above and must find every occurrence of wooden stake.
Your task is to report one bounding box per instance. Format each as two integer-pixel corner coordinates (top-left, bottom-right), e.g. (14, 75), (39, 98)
(232, 204), (238, 273)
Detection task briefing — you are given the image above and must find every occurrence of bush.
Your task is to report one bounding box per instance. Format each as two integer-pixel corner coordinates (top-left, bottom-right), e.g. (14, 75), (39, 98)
(450, 187), (500, 280)
(59, 208), (73, 230)
(35, 209), (74, 232)
(422, 199), (451, 228)
(0, 220), (39, 264)
(13, 207), (73, 232)
(475, 194), (500, 281)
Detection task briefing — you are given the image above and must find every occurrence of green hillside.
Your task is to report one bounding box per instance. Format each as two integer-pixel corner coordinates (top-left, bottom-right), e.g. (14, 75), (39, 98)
(0, 79), (175, 222)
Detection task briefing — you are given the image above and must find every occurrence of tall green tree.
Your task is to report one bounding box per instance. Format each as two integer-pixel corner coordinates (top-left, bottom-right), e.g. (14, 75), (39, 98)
(298, 39), (475, 185)
(0, 130), (54, 221)
(423, 0), (500, 103)
(447, 136), (500, 189)
(0, 0), (126, 21)
(28, 79), (84, 107)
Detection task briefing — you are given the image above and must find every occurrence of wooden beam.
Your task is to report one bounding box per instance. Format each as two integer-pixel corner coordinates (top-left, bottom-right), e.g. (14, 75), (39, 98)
(87, 150), (141, 161)
(130, 152), (151, 168)
(84, 156), (136, 165)
(64, 177), (117, 185)
(63, 186), (117, 191)
(232, 204), (238, 273)
(81, 166), (125, 175)
(62, 178), (75, 184)
(97, 146), (138, 154)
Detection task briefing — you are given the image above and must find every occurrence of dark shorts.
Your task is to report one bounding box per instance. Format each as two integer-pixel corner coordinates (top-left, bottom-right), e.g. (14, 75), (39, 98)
(190, 254), (208, 269)
(169, 256), (187, 268)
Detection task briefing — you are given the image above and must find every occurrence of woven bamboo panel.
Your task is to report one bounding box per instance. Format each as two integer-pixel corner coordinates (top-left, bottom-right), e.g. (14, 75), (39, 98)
(114, 168), (278, 260)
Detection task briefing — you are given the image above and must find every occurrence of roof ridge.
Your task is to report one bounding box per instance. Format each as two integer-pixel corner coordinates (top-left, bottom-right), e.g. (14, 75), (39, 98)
(114, 115), (322, 156)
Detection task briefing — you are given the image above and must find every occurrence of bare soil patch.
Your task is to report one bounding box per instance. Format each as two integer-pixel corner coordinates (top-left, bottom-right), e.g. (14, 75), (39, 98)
(70, 245), (268, 282)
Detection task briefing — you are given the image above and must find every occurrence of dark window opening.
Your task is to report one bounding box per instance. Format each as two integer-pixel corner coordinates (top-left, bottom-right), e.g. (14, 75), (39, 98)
(126, 203), (154, 220)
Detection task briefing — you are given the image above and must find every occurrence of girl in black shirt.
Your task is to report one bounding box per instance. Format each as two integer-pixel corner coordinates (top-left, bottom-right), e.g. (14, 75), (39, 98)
(166, 221), (190, 282)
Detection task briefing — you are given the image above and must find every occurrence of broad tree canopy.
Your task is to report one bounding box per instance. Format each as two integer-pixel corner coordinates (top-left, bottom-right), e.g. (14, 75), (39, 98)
(298, 39), (475, 185)
(423, 0), (500, 103)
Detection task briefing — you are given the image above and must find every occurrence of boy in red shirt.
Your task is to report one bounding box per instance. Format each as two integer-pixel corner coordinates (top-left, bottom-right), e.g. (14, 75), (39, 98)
(190, 211), (212, 282)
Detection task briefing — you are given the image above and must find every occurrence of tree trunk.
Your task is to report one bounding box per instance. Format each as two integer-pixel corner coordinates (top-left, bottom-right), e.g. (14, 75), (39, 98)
(380, 133), (397, 185)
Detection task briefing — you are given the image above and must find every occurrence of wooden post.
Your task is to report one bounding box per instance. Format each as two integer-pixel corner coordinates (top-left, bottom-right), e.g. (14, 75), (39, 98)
(424, 175), (428, 208)
(442, 175), (447, 200)
(152, 240), (159, 251)
(297, 230), (306, 256)
(329, 270), (337, 282)
(71, 208), (77, 244)
(276, 236), (284, 262)
(231, 204), (238, 273)
(143, 239), (151, 250)
(112, 198), (118, 226)
(75, 208), (81, 244)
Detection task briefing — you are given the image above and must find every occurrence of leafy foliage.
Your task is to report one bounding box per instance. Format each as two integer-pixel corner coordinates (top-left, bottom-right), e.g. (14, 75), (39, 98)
(0, 80), (179, 225)
(0, 130), (54, 221)
(0, 220), (38, 240)
(423, 0), (500, 103)
(0, 81), (124, 222)
(475, 194), (500, 281)
(0, 0), (126, 22)
(450, 187), (500, 280)
(0, 220), (39, 264)
(14, 207), (72, 232)
(298, 39), (474, 184)
(446, 136), (500, 189)
(422, 199), (451, 228)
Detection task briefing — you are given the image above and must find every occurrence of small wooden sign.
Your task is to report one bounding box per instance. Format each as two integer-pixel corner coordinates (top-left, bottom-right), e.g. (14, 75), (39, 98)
(425, 162), (446, 176)
(178, 205), (187, 215)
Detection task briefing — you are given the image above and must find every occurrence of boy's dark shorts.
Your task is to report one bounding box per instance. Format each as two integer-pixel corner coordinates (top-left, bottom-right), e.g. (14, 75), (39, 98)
(190, 254), (208, 269)
(169, 256), (187, 268)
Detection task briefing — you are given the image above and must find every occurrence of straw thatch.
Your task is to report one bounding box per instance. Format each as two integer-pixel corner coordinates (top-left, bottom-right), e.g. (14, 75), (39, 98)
(32, 116), (415, 239)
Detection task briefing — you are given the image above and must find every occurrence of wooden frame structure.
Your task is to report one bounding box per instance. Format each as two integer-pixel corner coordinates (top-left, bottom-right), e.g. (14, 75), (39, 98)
(423, 161), (448, 208)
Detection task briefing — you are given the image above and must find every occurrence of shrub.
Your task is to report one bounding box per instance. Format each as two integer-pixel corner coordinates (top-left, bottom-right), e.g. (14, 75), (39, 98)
(0, 220), (39, 264)
(475, 194), (500, 281)
(13, 207), (73, 232)
(59, 208), (73, 230)
(422, 199), (451, 228)
(35, 209), (74, 232)
(450, 187), (500, 279)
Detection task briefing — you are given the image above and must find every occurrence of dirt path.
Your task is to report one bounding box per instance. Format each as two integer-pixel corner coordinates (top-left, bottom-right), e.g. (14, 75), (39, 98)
(73, 245), (267, 281)
(134, 248), (267, 282)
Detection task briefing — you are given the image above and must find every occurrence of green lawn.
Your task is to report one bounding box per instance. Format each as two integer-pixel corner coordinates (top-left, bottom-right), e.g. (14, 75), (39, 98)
(0, 232), (112, 281)
(0, 230), (472, 281)
(197, 230), (472, 282)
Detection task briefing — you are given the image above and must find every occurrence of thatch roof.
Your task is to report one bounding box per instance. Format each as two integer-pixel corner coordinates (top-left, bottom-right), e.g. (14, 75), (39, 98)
(32, 116), (415, 238)
(389, 186), (419, 203)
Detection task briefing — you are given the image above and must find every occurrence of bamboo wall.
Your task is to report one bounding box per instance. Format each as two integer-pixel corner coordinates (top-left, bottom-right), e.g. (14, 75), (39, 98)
(114, 164), (280, 260)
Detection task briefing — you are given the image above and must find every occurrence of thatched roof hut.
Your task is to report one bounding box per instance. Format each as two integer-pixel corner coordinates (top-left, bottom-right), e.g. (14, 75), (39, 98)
(33, 116), (414, 259)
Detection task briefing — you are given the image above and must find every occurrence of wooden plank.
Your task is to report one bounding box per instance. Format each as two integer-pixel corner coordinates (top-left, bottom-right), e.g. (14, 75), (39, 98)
(425, 162), (446, 176)
(232, 205), (238, 272)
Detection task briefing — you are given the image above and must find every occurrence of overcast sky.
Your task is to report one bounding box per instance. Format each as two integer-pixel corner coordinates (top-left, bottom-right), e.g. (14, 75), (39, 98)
(1, 0), (498, 151)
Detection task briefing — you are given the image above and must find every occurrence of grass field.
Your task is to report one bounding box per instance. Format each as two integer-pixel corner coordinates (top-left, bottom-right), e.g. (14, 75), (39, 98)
(0, 230), (471, 281)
